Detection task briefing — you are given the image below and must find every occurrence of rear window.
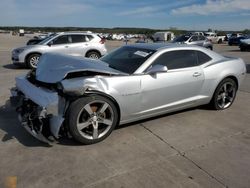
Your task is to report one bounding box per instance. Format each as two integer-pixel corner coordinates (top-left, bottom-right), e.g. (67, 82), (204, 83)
(71, 35), (86, 43)
(86, 35), (94, 41)
(197, 51), (212, 65)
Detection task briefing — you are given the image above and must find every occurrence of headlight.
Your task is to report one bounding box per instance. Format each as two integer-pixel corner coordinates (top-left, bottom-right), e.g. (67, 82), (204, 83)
(14, 48), (25, 54)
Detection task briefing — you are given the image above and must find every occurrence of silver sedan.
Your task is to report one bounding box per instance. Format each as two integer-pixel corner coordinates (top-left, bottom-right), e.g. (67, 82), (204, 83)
(10, 43), (246, 144)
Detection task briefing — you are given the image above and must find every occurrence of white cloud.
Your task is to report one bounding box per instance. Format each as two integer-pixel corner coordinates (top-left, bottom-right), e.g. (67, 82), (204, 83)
(119, 6), (160, 16)
(119, 1), (199, 16)
(171, 0), (250, 15)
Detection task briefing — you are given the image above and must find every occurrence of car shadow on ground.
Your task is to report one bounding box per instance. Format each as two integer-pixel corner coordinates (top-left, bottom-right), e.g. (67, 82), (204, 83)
(226, 49), (242, 52)
(0, 99), (210, 147)
(3, 64), (27, 70)
(117, 105), (211, 131)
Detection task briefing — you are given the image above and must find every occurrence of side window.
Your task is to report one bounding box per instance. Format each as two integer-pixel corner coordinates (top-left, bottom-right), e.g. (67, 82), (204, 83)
(86, 35), (94, 41)
(198, 36), (206, 40)
(190, 36), (198, 41)
(152, 50), (198, 70)
(52, 35), (70, 45)
(71, 35), (86, 43)
(197, 51), (212, 65)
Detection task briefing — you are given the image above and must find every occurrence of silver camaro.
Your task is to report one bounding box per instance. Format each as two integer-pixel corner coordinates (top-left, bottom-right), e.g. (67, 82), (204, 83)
(10, 43), (246, 144)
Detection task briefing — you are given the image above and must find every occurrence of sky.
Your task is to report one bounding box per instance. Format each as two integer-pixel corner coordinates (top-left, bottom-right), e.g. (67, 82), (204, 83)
(0, 0), (250, 31)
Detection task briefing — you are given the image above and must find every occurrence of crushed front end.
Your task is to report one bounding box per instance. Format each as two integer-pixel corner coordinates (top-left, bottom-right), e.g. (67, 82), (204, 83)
(10, 73), (66, 144)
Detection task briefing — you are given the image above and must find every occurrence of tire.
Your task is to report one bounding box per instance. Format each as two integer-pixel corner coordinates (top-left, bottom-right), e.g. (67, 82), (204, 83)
(26, 53), (41, 69)
(240, 46), (246, 51)
(218, 39), (222, 44)
(86, 51), (101, 59)
(67, 95), (119, 144)
(210, 78), (237, 110)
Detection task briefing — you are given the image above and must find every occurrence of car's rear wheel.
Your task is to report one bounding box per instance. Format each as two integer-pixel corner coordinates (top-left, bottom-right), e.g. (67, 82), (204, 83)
(86, 51), (101, 59)
(26, 53), (41, 69)
(210, 78), (237, 110)
(67, 95), (119, 144)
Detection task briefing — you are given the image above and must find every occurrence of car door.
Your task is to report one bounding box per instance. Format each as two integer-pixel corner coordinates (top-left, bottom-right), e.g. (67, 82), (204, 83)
(68, 34), (90, 56)
(47, 35), (72, 54)
(140, 50), (204, 115)
(197, 36), (207, 46)
(188, 35), (202, 46)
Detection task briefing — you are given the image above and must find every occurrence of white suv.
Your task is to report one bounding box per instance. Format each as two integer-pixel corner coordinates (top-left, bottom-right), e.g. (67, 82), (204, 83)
(12, 32), (107, 68)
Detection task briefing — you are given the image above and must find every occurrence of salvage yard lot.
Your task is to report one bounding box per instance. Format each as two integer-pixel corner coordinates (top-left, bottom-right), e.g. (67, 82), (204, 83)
(0, 34), (250, 188)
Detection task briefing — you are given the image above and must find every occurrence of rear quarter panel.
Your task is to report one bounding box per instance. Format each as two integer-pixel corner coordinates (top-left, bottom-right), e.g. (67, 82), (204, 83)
(201, 57), (246, 102)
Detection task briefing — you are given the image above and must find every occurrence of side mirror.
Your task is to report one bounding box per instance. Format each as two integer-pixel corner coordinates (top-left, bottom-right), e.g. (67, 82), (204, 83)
(47, 41), (53, 46)
(146, 64), (168, 74)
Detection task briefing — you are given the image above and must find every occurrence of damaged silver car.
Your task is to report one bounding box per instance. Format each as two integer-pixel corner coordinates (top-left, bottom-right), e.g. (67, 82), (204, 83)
(10, 43), (246, 144)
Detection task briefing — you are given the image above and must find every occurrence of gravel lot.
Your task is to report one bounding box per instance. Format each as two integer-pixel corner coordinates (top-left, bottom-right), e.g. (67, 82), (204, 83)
(0, 33), (250, 188)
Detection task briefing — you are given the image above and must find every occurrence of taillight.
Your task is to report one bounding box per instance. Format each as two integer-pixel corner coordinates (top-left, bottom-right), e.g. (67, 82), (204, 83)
(99, 38), (106, 44)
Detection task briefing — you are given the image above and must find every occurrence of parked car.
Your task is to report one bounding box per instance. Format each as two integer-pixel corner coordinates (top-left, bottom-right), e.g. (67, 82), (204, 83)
(172, 34), (213, 50)
(204, 32), (225, 44)
(224, 33), (232, 41)
(228, 36), (247, 46)
(239, 38), (250, 51)
(26, 38), (44, 45)
(186, 32), (204, 36)
(26, 33), (57, 45)
(152, 31), (175, 42)
(12, 32), (107, 68)
(10, 44), (246, 144)
(231, 33), (243, 38)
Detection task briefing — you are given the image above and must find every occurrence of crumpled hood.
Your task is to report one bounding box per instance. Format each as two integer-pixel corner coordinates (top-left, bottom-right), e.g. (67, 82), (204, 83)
(35, 53), (126, 83)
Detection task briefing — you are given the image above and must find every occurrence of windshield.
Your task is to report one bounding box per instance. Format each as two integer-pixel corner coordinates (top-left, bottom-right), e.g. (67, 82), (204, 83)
(100, 46), (155, 74)
(38, 34), (58, 45)
(173, 35), (190, 42)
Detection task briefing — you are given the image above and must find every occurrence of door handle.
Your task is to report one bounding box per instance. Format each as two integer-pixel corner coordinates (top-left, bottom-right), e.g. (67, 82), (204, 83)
(193, 72), (202, 77)
(65, 46), (69, 48)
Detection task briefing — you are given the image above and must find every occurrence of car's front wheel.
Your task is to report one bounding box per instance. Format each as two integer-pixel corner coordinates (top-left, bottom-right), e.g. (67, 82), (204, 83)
(210, 78), (237, 110)
(218, 39), (222, 44)
(26, 53), (41, 69)
(67, 95), (119, 144)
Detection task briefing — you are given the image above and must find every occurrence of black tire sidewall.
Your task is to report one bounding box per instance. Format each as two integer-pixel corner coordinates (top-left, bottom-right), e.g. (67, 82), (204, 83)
(211, 78), (237, 110)
(67, 95), (119, 144)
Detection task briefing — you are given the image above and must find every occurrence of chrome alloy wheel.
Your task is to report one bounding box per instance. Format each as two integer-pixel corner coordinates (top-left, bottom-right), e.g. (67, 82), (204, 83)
(29, 55), (40, 68)
(216, 82), (236, 109)
(88, 53), (99, 59)
(76, 100), (114, 140)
